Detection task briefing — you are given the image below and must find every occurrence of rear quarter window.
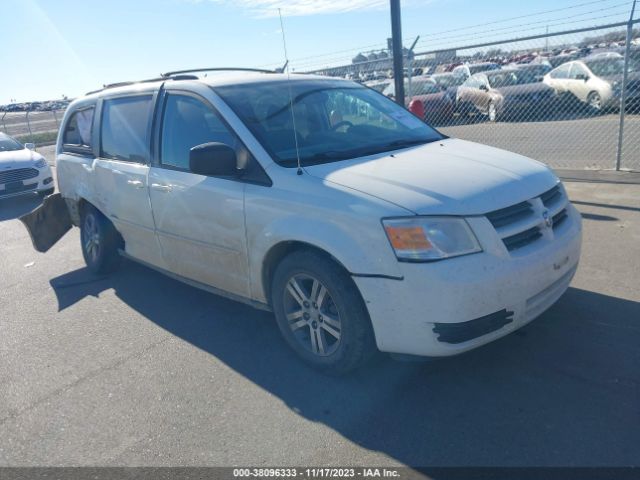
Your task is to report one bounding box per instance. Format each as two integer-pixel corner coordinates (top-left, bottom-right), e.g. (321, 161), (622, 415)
(62, 107), (95, 155)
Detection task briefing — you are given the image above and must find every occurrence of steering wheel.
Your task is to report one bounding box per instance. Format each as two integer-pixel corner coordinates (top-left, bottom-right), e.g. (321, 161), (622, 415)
(330, 120), (354, 132)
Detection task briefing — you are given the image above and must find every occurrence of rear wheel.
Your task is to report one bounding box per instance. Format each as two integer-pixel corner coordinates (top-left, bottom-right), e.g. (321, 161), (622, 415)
(587, 91), (602, 112)
(488, 101), (498, 122)
(80, 205), (123, 274)
(271, 250), (377, 374)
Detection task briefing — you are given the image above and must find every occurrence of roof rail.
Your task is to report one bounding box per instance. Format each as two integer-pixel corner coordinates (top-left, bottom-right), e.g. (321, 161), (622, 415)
(162, 67), (277, 77)
(85, 74), (199, 96)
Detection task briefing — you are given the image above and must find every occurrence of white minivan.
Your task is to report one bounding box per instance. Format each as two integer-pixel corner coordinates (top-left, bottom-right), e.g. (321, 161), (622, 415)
(24, 70), (582, 373)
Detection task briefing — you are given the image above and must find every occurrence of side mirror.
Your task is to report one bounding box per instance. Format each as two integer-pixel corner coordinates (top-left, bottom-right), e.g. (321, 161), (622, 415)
(24, 143), (35, 150)
(189, 142), (239, 177)
(576, 74), (589, 81)
(479, 84), (489, 92)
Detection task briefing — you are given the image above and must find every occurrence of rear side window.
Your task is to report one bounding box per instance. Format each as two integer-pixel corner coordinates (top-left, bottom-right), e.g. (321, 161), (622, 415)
(100, 96), (153, 163)
(62, 107), (95, 155)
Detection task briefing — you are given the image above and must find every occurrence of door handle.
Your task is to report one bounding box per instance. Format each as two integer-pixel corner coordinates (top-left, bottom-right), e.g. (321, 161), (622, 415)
(151, 183), (172, 193)
(127, 180), (145, 189)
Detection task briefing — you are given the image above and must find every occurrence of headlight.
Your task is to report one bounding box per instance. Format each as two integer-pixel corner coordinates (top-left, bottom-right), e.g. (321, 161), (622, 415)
(383, 217), (482, 262)
(34, 158), (47, 169)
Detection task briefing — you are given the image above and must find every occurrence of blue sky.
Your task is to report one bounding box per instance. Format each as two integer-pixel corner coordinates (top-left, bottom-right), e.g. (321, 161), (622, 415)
(0, 0), (635, 103)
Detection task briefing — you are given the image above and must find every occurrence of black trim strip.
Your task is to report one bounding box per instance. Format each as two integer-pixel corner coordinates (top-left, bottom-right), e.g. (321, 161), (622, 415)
(350, 273), (404, 281)
(433, 309), (514, 344)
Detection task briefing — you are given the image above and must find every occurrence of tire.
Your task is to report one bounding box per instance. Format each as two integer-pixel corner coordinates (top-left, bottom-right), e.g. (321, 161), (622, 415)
(271, 250), (377, 374)
(80, 204), (123, 274)
(487, 101), (498, 122)
(587, 91), (602, 113)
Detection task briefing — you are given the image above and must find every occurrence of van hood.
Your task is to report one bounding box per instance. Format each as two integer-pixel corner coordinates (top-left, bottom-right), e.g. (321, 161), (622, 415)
(0, 147), (44, 169)
(305, 138), (558, 215)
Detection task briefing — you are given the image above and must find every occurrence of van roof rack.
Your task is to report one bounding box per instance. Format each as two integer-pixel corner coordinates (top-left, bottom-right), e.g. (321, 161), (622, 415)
(85, 66), (286, 96)
(85, 74), (200, 95)
(161, 67), (279, 77)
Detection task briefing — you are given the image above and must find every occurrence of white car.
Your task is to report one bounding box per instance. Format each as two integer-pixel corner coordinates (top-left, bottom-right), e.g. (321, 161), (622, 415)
(544, 57), (640, 111)
(0, 132), (54, 200)
(24, 70), (582, 373)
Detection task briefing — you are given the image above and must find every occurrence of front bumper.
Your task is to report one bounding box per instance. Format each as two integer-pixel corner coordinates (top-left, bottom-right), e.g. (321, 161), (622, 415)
(354, 203), (582, 357)
(0, 166), (54, 199)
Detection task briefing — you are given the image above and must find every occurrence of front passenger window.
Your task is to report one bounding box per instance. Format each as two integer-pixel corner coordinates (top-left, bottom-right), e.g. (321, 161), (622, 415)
(160, 94), (237, 171)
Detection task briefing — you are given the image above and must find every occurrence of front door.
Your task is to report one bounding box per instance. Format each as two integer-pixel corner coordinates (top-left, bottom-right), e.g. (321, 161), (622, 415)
(149, 91), (249, 297)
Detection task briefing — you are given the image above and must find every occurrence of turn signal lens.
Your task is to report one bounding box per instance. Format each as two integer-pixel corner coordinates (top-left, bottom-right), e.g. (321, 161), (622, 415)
(383, 217), (482, 261)
(384, 226), (432, 251)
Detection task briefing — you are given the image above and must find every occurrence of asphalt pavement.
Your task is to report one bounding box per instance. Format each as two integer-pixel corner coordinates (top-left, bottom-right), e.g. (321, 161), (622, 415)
(0, 159), (639, 468)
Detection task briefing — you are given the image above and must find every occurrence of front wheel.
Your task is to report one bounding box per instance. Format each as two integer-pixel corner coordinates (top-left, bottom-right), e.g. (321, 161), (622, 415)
(81, 205), (123, 274)
(271, 250), (377, 374)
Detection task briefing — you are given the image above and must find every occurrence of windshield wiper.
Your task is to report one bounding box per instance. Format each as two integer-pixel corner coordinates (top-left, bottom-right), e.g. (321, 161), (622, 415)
(279, 150), (356, 167)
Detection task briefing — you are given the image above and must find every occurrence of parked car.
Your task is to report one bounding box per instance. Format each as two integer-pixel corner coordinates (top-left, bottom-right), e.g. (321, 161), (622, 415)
(587, 51), (623, 60)
(383, 77), (454, 122)
(457, 69), (558, 121)
(544, 57), (640, 111)
(24, 71), (582, 373)
(0, 133), (54, 199)
(364, 79), (391, 93)
(430, 72), (466, 106)
(513, 63), (552, 81)
(452, 62), (501, 81)
(547, 54), (578, 68)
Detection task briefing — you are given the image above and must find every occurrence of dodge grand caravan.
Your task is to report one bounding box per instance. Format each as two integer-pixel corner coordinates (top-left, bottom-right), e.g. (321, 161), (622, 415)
(22, 69), (582, 373)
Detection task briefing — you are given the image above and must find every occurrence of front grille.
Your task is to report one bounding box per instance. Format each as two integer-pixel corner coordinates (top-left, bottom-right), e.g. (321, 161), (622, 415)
(485, 183), (569, 252)
(540, 184), (562, 207)
(433, 309), (514, 344)
(503, 226), (543, 251)
(552, 209), (568, 229)
(486, 200), (533, 228)
(0, 168), (39, 184)
(0, 182), (37, 197)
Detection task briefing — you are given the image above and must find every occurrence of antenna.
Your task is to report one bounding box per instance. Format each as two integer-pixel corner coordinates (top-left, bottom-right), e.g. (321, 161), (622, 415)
(278, 8), (303, 176)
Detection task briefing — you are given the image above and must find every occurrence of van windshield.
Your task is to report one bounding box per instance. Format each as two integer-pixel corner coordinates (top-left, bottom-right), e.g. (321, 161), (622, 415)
(214, 79), (444, 167)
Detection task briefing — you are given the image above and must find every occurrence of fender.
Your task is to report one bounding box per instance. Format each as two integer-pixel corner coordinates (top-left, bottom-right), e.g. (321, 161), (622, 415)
(247, 214), (404, 304)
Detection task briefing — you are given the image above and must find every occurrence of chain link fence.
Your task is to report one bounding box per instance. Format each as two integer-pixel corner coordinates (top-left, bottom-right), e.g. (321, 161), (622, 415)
(305, 20), (640, 172)
(0, 109), (63, 146)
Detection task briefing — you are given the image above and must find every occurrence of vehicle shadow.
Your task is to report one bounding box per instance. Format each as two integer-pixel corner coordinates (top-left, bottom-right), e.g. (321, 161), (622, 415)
(50, 263), (640, 466)
(0, 195), (42, 222)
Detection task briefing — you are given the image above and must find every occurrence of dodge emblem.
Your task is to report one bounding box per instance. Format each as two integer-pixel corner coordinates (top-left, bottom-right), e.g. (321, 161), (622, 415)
(542, 210), (553, 229)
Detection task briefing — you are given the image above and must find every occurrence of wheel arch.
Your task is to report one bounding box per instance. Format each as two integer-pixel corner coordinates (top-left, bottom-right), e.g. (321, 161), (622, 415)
(261, 241), (353, 307)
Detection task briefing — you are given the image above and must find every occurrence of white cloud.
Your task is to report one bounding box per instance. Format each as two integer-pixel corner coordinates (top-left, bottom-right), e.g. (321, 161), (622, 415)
(210, 0), (390, 17)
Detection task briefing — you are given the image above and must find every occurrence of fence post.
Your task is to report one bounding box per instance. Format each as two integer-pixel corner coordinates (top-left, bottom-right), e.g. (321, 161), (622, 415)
(26, 109), (33, 143)
(52, 109), (59, 128)
(1, 111), (6, 134)
(615, 6), (637, 170)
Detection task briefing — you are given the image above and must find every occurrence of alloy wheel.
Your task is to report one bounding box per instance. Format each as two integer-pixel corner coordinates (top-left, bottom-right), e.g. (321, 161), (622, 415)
(82, 214), (101, 263)
(588, 92), (602, 110)
(282, 273), (342, 356)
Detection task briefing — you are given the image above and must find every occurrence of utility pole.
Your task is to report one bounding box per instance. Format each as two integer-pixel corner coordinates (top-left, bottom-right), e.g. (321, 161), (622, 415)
(545, 25), (549, 52)
(390, 0), (405, 106)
